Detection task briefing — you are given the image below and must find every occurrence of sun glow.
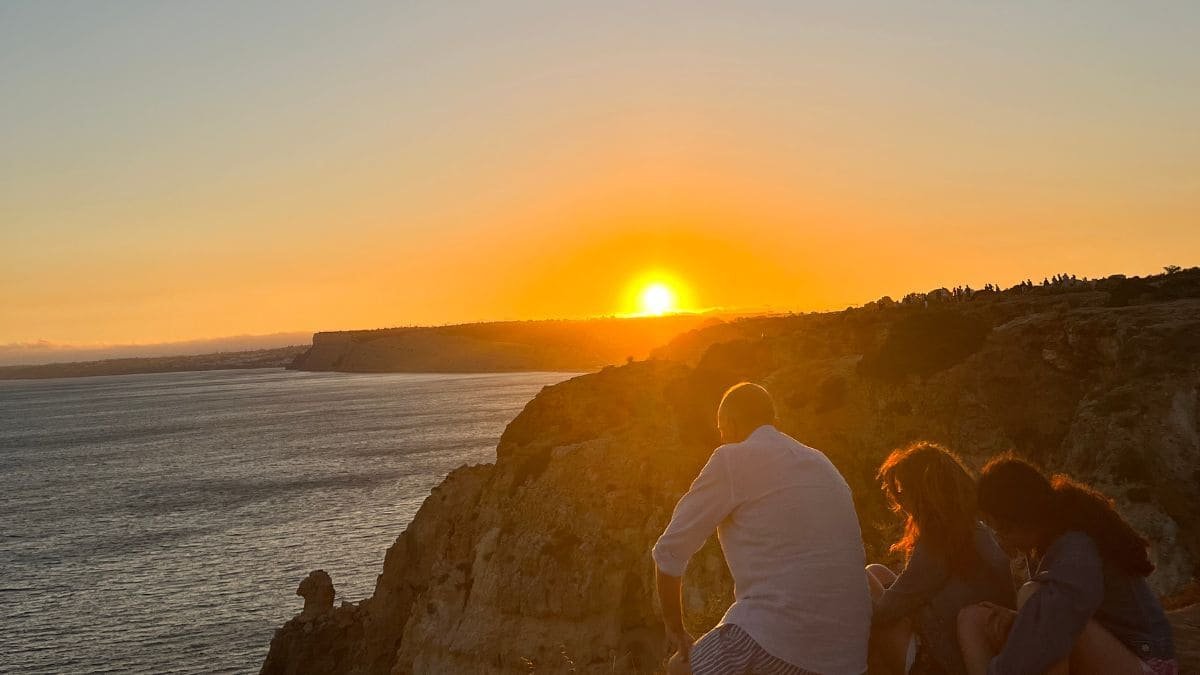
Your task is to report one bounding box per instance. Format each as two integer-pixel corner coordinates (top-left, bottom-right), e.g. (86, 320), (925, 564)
(619, 271), (693, 317)
(639, 282), (677, 316)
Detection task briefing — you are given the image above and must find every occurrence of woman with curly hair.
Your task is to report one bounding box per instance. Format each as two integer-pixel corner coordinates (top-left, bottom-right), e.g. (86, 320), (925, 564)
(957, 455), (1177, 675)
(867, 443), (1015, 675)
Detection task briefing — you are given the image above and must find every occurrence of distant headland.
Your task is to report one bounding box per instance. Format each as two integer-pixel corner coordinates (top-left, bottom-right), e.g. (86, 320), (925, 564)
(286, 314), (728, 374)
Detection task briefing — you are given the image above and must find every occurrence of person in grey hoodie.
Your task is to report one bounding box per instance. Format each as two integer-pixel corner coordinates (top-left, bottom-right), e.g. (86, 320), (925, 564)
(957, 456), (1177, 675)
(652, 382), (871, 675)
(867, 442), (1015, 675)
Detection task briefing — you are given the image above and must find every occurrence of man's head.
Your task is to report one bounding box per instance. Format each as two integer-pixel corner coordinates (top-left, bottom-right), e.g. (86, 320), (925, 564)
(716, 382), (776, 444)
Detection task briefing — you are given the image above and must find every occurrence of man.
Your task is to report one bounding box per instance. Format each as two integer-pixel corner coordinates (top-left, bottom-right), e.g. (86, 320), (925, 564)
(652, 382), (871, 675)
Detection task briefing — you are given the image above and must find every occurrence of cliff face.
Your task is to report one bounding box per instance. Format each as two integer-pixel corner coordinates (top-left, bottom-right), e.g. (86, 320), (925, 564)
(262, 271), (1200, 675)
(290, 315), (724, 373)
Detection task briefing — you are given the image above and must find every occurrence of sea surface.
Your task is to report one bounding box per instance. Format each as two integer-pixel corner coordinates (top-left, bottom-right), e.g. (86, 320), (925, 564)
(0, 368), (576, 674)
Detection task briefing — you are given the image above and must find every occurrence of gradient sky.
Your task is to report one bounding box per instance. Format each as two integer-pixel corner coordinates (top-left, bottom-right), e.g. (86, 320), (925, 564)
(2, 1), (1198, 346)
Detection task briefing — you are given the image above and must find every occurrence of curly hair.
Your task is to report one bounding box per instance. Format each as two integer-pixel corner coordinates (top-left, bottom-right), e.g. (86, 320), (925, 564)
(978, 454), (1154, 577)
(878, 441), (981, 575)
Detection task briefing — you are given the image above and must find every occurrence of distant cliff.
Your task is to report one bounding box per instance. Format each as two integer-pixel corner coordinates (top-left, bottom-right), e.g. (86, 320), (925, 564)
(289, 315), (723, 373)
(0, 345), (307, 380)
(262, 269), (1200, 674)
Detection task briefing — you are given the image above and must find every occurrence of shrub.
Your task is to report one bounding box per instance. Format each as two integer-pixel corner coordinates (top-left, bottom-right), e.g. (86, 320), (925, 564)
(857, 312), (990, 380)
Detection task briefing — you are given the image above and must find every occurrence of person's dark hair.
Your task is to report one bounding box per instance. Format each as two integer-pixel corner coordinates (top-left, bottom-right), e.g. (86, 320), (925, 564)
(878, 442), (980, 575)
(978, 454), (1154, 576)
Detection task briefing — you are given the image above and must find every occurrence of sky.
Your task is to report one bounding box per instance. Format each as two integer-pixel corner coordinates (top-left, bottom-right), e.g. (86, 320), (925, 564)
(2, 1), (1198, 349)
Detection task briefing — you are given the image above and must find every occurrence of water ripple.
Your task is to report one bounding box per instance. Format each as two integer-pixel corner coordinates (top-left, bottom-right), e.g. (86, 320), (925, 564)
(0, 369), (575, 674)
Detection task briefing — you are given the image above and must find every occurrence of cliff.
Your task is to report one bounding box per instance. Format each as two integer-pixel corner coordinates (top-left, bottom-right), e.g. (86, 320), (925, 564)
(289, 315), (725, 373)
(262, 269), (1200, 674)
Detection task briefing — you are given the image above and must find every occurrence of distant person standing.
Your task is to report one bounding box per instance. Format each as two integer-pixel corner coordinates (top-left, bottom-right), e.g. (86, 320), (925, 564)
(652, 382), (872, 675)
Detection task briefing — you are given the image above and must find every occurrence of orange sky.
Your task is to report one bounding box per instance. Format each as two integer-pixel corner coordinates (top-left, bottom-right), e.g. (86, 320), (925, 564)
(2, 3), (1197, 346)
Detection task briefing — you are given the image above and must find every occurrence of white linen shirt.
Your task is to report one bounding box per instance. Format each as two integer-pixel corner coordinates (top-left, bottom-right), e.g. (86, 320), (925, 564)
(652, 425), (871, 675)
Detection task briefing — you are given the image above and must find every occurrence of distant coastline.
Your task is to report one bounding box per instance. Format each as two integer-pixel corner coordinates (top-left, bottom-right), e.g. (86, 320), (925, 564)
(0, 346), (308, 380)
(0, 314), (735, 381)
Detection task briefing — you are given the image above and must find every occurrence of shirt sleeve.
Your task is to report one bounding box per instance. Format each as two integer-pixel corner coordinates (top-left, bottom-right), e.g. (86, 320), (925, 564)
(988, 532), (1105, 675)
(651, 448), (736, 577)
(873, 540), (949, 626)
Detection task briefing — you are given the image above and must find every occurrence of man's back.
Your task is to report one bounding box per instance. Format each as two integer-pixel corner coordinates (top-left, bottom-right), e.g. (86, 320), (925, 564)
(653, 425), (871, 675)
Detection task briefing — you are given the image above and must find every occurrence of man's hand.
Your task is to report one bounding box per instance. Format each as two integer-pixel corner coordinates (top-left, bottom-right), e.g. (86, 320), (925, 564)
(656, 566), (693, 663)
(666, 628), (696, 661)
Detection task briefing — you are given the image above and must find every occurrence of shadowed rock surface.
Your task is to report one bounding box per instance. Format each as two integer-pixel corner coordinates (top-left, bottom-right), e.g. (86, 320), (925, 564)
(261, 269), (1200, 674)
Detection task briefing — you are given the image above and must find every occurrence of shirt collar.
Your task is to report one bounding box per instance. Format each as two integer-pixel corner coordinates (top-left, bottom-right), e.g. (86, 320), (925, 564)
(745, 424), (777, 442)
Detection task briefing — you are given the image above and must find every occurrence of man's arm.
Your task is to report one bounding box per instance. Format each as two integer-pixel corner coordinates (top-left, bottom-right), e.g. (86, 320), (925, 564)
(651, 448), (736, 576)
(650, 448), (737, 658)
(656, 567), (694, 660)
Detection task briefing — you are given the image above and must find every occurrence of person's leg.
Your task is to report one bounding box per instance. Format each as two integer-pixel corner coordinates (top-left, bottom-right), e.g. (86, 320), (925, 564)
(684, 624), (755, 675)
(1013, 584), (1068, 675)
(1016, 581), (1146, 674)
(1016, 580), (1039, 609)
(865, 564), (913, 675)
(961, 582), (1144, 675)
(1067, 619), (1151, 674)
(871, 619), (915, 675)
(866, 563), (897, 601)
(666, 650), (692, 675)
(957, 603), (998, 675)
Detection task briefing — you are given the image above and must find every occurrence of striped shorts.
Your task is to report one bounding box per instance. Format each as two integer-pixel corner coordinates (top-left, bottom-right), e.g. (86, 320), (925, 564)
(689, 623), (821, 675)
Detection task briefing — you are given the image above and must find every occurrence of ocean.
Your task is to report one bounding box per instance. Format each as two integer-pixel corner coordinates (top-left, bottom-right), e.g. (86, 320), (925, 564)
(0, 368), (576, 674)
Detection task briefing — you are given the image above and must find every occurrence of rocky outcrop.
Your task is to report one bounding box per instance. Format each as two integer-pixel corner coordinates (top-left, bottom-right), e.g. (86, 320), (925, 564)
(297, 570), (335, 620)
(261, 571), (364, 675)
(262, 269), (1200, 674)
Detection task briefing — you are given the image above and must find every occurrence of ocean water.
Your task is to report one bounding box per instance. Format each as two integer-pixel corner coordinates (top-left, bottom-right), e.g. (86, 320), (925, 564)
(0, 368), (576, 674)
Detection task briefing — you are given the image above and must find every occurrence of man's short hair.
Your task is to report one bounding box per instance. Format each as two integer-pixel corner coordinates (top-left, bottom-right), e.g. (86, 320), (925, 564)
(718, 382), (776, 430)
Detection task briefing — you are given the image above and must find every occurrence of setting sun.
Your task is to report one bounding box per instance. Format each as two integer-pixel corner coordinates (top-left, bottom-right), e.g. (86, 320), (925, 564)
(639, 283), (677, 316)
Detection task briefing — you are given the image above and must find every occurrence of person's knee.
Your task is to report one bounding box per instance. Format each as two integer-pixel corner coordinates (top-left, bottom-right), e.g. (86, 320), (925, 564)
(957, 604), (990, 637)
(866, 563), (896, 592)
(1017, 581), (1042, 609)
(866, 563), (893, 579)
(666, 651), (692, 675)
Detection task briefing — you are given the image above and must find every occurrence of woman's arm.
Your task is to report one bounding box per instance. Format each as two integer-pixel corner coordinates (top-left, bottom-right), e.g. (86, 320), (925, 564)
(987, 532), (1104, 675)
(873, 540), (949, 625)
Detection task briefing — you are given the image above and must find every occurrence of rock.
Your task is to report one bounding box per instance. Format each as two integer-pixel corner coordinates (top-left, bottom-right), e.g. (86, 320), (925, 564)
(297, 570), (334, 620)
